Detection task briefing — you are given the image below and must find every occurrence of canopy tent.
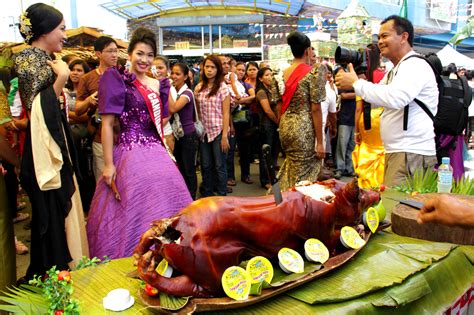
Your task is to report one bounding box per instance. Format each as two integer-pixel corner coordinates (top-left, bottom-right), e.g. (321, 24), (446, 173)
(436, 44), (474, 69)
(101, 0), (305, 20)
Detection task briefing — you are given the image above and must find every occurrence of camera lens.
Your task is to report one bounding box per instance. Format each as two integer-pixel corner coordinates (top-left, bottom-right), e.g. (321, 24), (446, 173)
(335, 46), (363, 67)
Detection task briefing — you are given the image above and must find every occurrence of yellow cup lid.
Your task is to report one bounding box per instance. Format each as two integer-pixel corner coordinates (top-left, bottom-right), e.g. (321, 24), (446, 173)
(304, 239), (329, 264)
(156, 259), (173, 278)
(221, 266), (252, 300)
(364, 207), (379, 233)
(278, 248), (304, 273)
(246, 256), (274, 284)
(340, 226), (366, 249)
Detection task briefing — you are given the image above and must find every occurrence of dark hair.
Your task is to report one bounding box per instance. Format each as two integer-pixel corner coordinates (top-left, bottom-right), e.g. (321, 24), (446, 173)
(94, 36), (117, 52)
(172, 62), (192, 89)
(65, 59), (90, 90)
(381, 15), (414, 47)
(236, 61), (246, 68)
(287, 31), (311, 58)
(446, 62), (457, 75)
(255, 67), (272, 93)
(465, 70), (473, 81)
(21, 3), (63, 45)
(246, 61), (259, 73)
(199, 54), (224, 97)
(128, 27), (156, 56)
(367, 44), (381, 83)
(326, 64), (333, 74)
(154, 56), (170, 69)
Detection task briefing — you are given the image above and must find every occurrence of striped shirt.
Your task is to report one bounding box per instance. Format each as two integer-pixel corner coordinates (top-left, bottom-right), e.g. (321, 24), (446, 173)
(195, 81), (230, 142)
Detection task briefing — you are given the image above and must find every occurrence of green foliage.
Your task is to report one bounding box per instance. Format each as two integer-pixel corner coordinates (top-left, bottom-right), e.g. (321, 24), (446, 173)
(394, 168), (438, 194)
(452, 176), (474, 195)
(394, 168), (474, 195)
(0, 257), (110, 314)
(74, 256), (110, 271)
(29, 267), (79, 314)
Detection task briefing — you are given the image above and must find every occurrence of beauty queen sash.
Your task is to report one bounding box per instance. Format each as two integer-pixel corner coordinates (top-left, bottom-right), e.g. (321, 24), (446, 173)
(134, 79), (176, 161)
(281, 63), (312, 115)
(133, 79), (165, 143)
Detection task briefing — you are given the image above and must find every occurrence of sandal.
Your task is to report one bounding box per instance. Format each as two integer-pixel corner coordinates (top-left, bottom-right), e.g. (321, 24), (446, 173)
(241, 177), (254, 184)
(15, 239), (29, 255)
(227, 179), (236, 186)
(13, 212), (29, 224)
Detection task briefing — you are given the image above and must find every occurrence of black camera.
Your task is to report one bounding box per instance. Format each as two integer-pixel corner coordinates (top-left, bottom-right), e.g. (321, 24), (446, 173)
(334, 46), (371, 75)
(335, 46), (374, 131)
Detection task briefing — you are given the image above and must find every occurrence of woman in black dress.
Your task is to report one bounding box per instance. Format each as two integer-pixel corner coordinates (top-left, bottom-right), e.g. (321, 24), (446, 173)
(15, 3), (88, 279)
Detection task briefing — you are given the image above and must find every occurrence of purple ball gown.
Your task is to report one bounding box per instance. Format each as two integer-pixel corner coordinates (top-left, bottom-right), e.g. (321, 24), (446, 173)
(87, 68), (192, 259)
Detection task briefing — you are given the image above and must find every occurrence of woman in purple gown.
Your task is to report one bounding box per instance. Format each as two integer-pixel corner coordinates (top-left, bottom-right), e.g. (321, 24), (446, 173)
(87, 27), (192, 259)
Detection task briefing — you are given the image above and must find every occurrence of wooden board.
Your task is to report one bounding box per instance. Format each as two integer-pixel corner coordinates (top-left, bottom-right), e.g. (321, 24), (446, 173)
(391, 193), (474, 245)
(139, 229), (379, 314)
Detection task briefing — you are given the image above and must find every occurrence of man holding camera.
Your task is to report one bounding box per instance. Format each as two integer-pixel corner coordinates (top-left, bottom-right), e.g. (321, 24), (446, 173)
(335, 15), (438, 187)
(75, 36), (118, 182)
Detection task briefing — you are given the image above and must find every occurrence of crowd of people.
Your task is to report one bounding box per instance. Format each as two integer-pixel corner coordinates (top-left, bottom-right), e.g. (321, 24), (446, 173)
(0, 3), (473, 294)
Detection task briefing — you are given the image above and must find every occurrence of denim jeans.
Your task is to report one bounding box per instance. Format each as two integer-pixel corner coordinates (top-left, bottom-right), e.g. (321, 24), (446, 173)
(259, 122), (279, 186)
(174, 132), (199, 199)
(200, 132), (228, 196)
(336, 124), (355, 173)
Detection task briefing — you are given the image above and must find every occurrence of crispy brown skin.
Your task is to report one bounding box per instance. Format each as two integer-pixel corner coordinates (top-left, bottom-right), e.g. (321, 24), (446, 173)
(135, 179), (380, 297)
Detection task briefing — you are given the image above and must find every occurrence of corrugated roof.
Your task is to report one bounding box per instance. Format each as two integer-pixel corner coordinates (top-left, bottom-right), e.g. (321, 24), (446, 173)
(100, 0), (305, 20)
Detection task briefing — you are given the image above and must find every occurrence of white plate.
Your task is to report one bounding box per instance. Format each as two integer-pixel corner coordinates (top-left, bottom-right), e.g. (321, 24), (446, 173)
(103, 296), (135, 312)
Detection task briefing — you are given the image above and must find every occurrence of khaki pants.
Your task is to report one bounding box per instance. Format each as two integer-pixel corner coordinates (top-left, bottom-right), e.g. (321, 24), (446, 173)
(92, 141), (104, 183)
(384, 152), (437, 187)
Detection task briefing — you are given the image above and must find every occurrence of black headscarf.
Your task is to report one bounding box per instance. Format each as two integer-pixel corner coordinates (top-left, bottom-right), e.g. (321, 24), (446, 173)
(20, 3), (63, 45)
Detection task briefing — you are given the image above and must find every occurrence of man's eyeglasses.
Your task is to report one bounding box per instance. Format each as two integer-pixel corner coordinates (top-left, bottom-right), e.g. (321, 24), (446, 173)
(102, 49), (118, 54)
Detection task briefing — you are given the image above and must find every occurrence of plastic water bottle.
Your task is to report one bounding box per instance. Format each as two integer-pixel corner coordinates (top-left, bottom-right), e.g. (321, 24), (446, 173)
(437, 157), (453, 193)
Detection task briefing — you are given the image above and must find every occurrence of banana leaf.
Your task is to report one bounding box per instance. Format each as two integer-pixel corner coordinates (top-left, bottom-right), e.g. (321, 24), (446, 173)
(270, 262), (322, 287)
(209, 247), (473, 314)
(158, 293), (190, 311)
(461, 246), (474, 263)
(0, 285), (48, 314)
(71, 257), (150, 314)
(286, 231), (454, 304)
(374, 273), (431, 307)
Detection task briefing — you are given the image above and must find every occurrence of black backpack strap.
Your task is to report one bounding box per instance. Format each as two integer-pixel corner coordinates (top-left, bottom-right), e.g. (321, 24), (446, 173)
(403, 105), (409, 131)
(414, 99), (435, 120)
(400, 54), (437, 130)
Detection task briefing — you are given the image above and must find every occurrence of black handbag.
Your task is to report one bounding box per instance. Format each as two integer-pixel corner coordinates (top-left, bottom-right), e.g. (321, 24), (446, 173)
(232, 105), (250, 124)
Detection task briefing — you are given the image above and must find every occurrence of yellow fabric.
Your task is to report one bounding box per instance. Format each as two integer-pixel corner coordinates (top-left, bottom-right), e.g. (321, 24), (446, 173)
(352, 107), (385, 189)
(30, 93), (63, 190)
(66, 175), (89, 268)
(31, 94), (89, 264)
